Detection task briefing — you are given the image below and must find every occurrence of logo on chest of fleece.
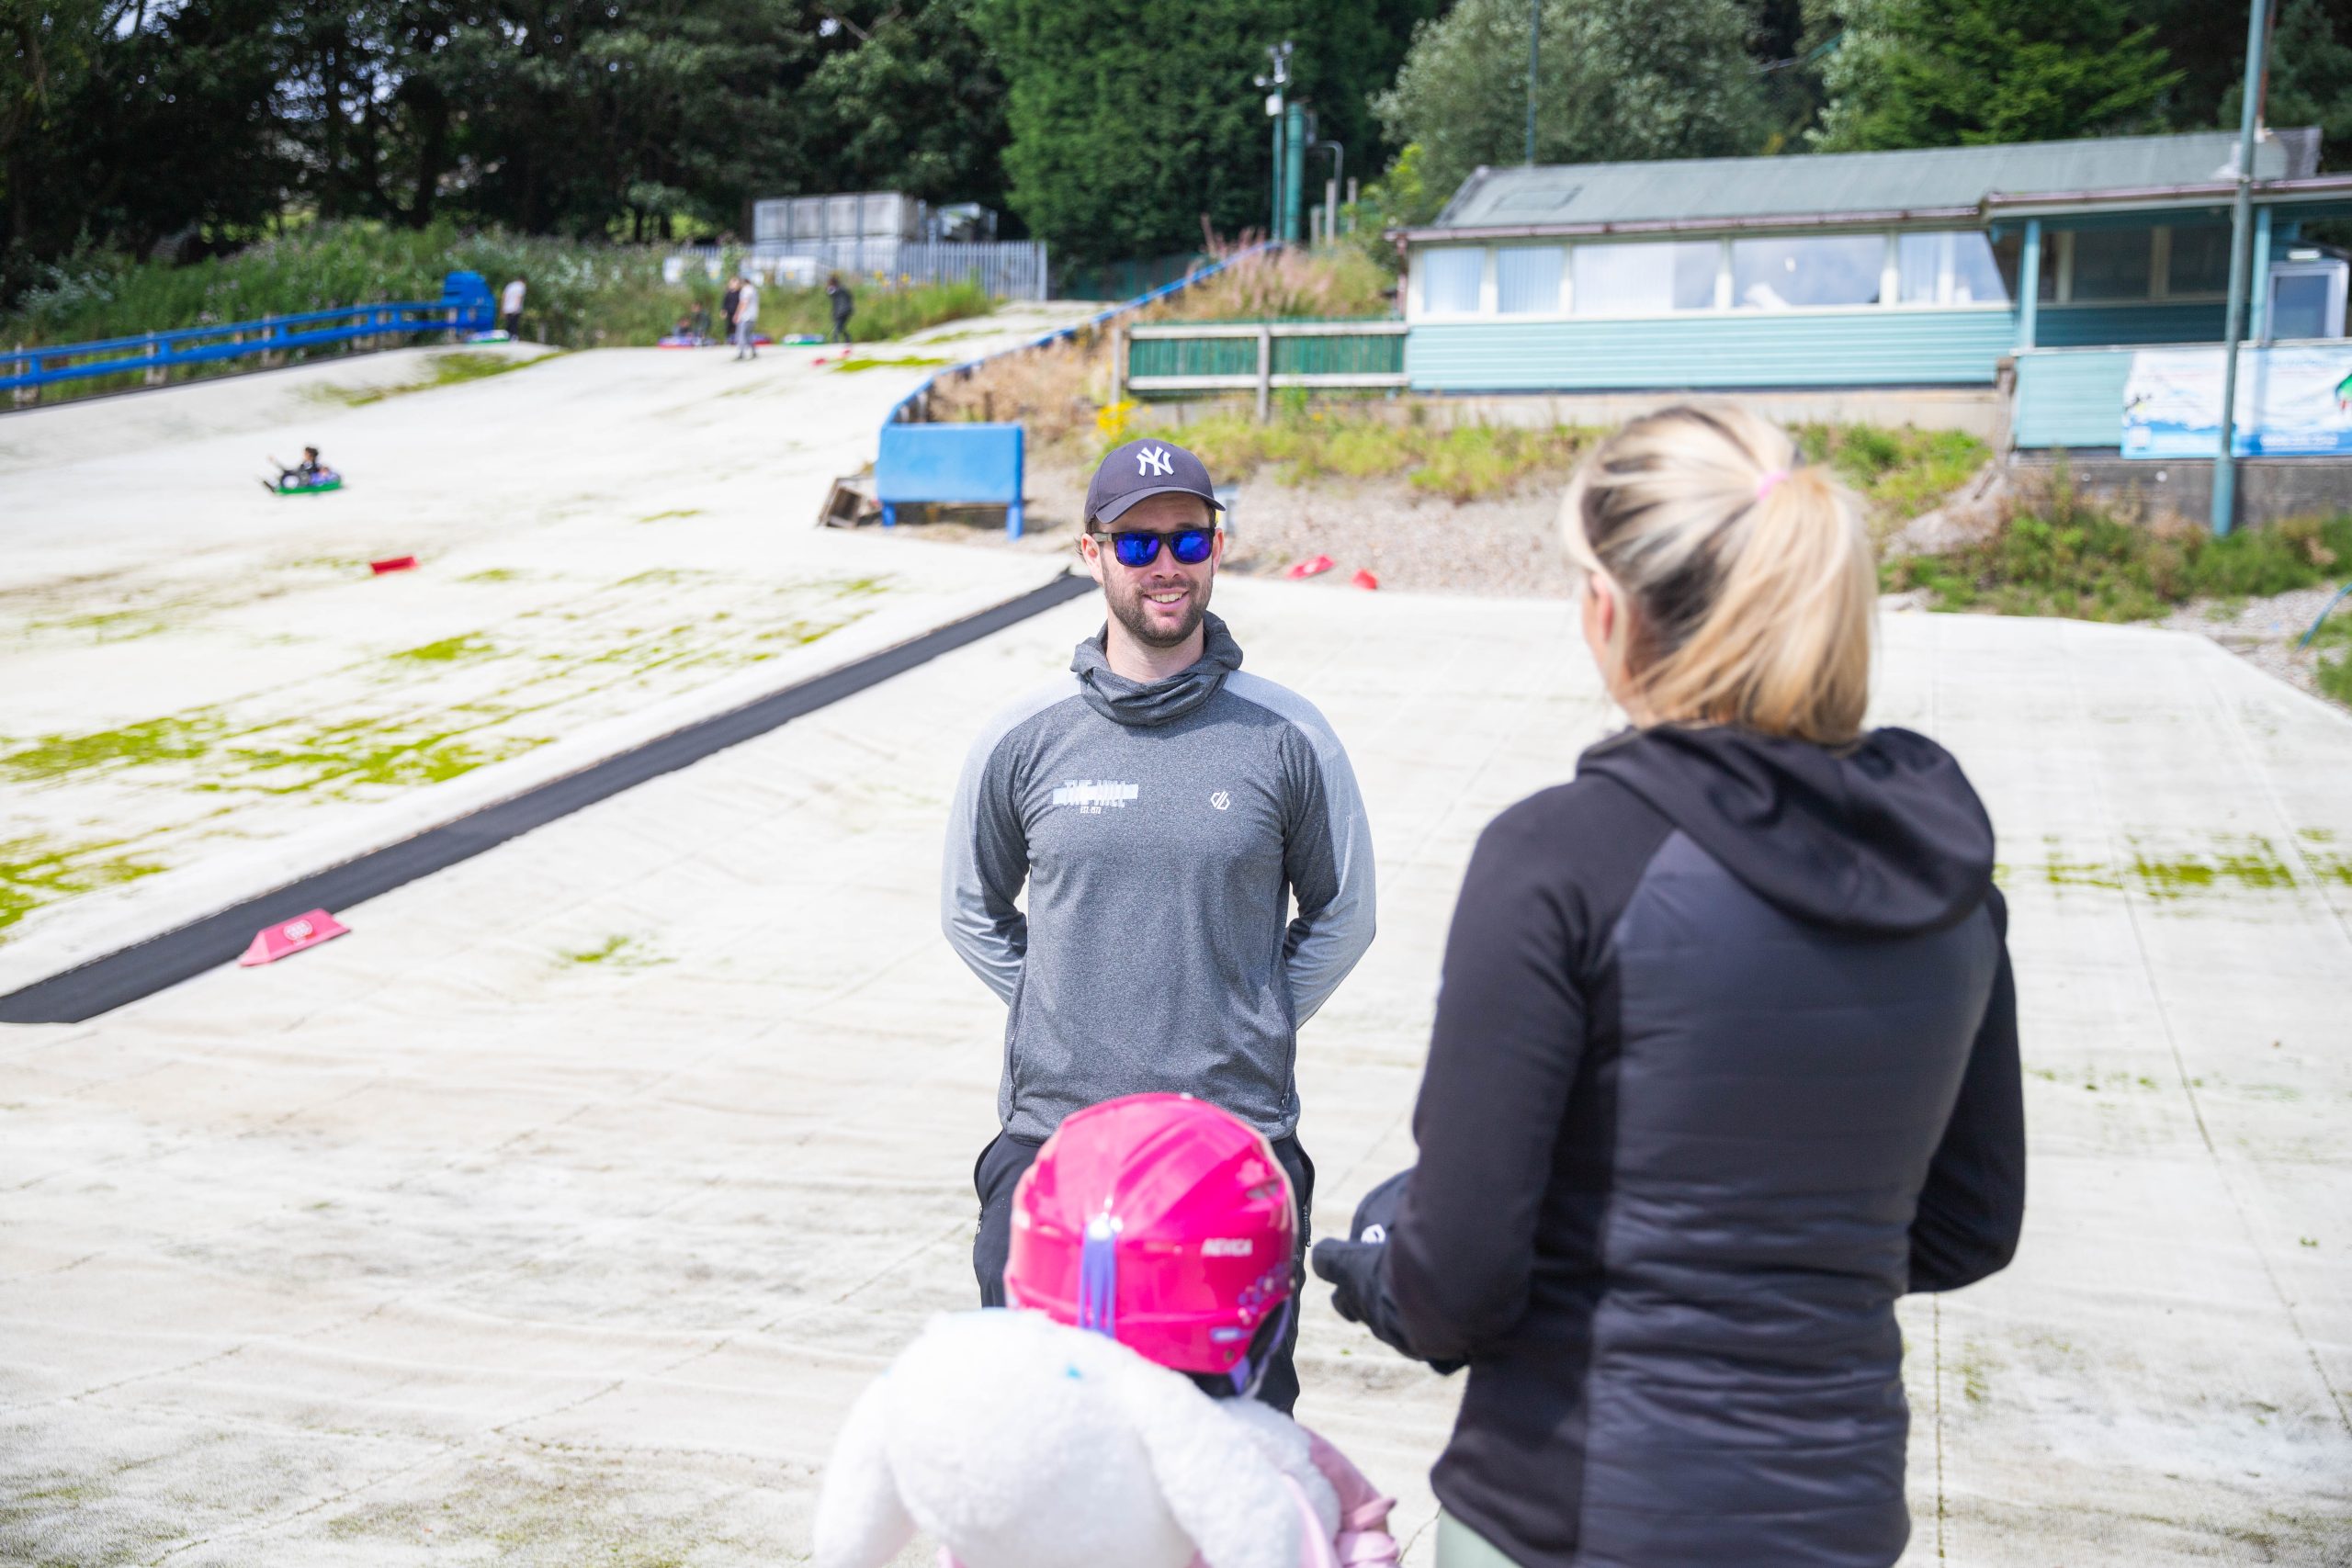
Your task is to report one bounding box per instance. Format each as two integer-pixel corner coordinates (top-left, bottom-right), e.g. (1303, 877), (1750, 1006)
(1051, 779), (1140, 815)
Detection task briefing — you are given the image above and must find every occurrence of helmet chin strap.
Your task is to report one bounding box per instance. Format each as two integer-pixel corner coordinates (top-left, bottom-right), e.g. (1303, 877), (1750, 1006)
(1227, 1297), (1295, 1398)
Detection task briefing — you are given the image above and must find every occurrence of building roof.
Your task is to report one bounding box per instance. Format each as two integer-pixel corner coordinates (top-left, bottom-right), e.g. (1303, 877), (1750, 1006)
(1421, 130), (2324, 237)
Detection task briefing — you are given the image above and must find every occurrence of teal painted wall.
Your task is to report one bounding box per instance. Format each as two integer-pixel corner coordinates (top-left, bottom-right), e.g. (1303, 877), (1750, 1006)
(1407, 310), (2017, 391)
(2035, 301), (2223, 348)
(2012, 352), (2132, 447)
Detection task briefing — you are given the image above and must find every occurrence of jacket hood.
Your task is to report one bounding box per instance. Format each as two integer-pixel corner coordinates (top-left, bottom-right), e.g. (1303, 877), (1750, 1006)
(1577, 725), (1995, 934)
(1070, 613), (1243, 728)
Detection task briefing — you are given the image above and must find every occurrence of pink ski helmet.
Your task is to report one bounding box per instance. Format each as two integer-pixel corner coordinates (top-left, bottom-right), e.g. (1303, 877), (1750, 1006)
(1004, 1093), (1296, 1388)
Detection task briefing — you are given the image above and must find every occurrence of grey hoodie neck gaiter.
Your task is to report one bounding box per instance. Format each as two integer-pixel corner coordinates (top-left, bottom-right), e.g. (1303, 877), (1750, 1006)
(1069, 612), (1244, 728)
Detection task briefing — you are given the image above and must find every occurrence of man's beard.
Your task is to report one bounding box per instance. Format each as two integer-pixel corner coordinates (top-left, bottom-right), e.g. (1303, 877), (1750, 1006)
(1107, 572), (1212, 651)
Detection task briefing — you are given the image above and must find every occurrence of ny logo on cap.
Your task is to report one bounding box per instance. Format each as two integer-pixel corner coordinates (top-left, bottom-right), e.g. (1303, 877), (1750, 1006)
(1136, 446), (1174, 477)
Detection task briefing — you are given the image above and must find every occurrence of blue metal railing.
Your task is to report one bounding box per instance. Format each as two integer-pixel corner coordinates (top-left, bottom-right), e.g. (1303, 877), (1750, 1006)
(3, 271), (497, 400)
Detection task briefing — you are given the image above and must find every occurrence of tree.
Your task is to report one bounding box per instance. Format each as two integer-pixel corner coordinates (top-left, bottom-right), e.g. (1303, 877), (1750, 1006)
(1810, 0), (2182, 152)
(2219, 0), (2352, 173)
(1372, 0), (1772, 215)
(804, 0), (1012, 212)
(978, 0), (1439, 266)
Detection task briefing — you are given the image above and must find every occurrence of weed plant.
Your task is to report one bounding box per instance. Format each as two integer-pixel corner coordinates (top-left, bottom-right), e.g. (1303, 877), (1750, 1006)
(1139, 244), (1396, 322)
(2310, 607), (2352, 703)
(1883, 469), (2352, 621)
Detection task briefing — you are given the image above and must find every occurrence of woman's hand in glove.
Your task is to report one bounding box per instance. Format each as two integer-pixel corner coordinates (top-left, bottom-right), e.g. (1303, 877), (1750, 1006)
(1311, 1237), (1385, 1326)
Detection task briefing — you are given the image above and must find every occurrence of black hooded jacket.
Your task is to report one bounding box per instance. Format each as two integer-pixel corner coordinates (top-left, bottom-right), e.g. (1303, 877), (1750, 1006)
(1325, 725), (2023, 1568)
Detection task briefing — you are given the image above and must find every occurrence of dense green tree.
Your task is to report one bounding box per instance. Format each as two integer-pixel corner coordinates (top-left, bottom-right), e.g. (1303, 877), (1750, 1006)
(804, 0), (1011, 213)
(1372, 0), (1772, 211)
(2219, 0), (2352, 172)
(3, 0), (290, 283)
(978, 0), (1438, 265)
(1809, 0), (2182, 151)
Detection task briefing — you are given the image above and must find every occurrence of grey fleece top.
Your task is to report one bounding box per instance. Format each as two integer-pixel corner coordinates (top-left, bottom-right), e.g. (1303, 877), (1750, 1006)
(943, 615), (1375, 1141)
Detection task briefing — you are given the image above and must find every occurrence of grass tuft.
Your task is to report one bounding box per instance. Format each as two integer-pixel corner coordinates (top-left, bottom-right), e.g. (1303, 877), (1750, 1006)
(314, 350), (539, 407)
(1794, 423), (1990, 525)
(828, 354), (955, 374)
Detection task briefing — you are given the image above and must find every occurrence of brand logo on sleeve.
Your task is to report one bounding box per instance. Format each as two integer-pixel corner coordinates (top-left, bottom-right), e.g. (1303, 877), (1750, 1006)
(1051, 779), (1139, 815)
(1209, 791), (1230, 810)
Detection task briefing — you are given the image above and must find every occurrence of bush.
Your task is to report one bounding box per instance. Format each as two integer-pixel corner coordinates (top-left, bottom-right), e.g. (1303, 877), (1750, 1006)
(1883, 470), (2352, 622)
(1794, 423), (1990, 525)
(1, 222), (997, 398)
(1140, 244), (1396, 323)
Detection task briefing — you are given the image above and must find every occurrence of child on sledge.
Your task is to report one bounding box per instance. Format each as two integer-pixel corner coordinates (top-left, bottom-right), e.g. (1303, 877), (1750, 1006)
(265, 446), (335, 492)
(813, 1093), (1400, 1568)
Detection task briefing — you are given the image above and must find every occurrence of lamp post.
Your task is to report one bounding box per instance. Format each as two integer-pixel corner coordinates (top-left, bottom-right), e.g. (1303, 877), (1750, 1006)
(1255, 41), (1295, 244)
(2212, 0), (2276, 536)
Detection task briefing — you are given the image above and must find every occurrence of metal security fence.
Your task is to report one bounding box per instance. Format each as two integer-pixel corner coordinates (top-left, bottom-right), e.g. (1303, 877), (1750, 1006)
(1117, 319), (1408, 417)
(687, 240), (1053, 300)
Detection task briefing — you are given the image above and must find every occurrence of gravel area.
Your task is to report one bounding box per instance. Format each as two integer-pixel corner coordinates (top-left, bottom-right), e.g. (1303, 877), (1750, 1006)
(875, 458), (1578, 595)
(2159, 581), (2351, 709)
(872, 461), (2352, 714)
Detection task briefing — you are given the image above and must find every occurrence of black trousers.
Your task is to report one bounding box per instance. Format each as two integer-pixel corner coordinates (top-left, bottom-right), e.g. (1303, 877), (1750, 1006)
(972, 1127), (1315, 1415)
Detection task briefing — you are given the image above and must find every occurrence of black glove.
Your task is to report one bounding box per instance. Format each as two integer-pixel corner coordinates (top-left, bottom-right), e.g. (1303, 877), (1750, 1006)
(1311, 1236), (1387, 1325)
(1311, 1169), (1464, 1375)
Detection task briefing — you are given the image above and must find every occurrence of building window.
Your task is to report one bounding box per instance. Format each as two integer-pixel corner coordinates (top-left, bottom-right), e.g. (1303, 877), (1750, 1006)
(2166, 225), (2233, 296)
(1897, 231), (2009, 305)
(1497, 247), (1565, 314)
(1421, 248), (1485, 314)
(1732, 234), (1884, 310)
(2070, 228), (2154, 300)
(1571, 241), (1717, 315)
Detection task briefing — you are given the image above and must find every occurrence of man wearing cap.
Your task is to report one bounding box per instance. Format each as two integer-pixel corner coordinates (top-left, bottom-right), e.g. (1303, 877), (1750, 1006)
(943, 436), (1376, 1414)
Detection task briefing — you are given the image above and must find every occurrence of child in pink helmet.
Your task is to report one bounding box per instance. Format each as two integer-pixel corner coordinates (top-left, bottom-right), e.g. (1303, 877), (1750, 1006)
(813, 1094), (1400, 1568)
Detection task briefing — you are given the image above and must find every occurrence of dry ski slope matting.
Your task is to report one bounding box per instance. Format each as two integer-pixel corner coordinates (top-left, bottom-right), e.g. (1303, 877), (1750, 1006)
(0, 310), (1091, 991)
(4, 580), (2349, 1567)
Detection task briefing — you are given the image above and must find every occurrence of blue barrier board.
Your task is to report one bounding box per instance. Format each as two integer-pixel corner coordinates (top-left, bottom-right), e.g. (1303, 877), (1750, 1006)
(875, 422), (1025, 538)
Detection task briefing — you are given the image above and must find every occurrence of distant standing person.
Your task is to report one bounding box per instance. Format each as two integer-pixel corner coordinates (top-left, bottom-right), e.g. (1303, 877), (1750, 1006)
(734, 273), (761, 360)
(720, 276), (741, 350)
(826, 274), (854, 344)
(500, 277), (526, 337)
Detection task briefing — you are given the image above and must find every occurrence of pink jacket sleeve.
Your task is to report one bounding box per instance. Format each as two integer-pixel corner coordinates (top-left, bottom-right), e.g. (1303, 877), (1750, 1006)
(1304, 1427), (1402, 1567)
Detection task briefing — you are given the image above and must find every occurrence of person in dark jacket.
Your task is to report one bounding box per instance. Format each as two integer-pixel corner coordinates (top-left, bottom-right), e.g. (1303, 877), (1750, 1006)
(826, 274), (855, 343)
(1313, 403), (2025, 1568)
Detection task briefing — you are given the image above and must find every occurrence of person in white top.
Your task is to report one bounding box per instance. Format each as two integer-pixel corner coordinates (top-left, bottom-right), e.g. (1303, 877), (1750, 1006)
(733, 276), (761, 360)
(500, 277), (526, 337)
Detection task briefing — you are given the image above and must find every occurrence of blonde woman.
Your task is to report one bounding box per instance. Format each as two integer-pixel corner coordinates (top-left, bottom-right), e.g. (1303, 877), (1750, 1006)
(1315, 406), (2024, 1568)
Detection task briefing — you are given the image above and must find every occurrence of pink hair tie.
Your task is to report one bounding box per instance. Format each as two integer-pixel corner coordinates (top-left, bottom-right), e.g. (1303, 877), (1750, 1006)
(1755, 468), (1791, 500)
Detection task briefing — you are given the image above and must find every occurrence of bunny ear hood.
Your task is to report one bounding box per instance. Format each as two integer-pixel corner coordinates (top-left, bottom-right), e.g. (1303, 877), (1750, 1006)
(1109, 1352), (1304, 1568)
(818, 1311), (1315, 1568)
(811, 1375), (917, 1568)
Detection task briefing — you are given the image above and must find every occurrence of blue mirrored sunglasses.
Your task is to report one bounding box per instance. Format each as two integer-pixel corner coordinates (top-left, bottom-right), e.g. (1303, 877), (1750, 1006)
(1103, 527), (1216, 568)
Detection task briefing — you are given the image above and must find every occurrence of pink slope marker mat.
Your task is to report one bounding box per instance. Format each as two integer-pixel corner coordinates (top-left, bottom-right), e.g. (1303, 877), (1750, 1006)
(239, 909), (350, 966)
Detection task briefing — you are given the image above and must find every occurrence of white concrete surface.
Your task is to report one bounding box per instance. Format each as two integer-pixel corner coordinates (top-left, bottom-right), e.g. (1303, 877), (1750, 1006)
(3, 574), (2346, 1564)
(0, 310), (1091, 987)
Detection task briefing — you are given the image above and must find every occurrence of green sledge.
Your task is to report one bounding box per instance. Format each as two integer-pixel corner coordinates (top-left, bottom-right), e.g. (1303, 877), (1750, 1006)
(266, 475), (343, 496)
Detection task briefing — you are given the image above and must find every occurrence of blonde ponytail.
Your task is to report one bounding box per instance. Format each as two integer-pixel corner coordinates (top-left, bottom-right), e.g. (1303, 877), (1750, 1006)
(1559, 405), (1874, 745)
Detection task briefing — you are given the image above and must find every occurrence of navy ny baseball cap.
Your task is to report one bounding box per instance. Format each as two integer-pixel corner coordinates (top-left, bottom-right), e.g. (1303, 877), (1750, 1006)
(1085, 437), (1226, 528)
